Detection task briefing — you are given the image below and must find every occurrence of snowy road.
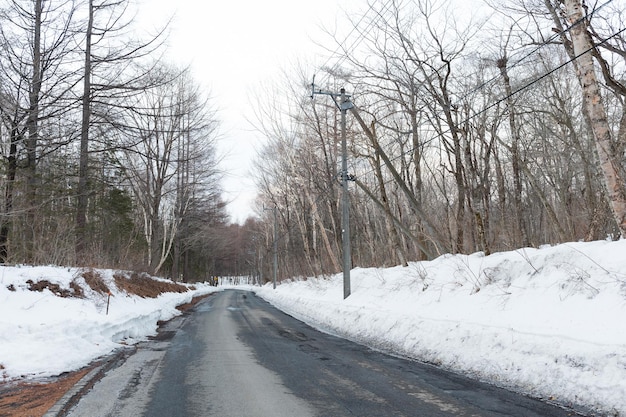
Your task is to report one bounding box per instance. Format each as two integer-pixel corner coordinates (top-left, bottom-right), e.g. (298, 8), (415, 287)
(65, 290), (577, 416)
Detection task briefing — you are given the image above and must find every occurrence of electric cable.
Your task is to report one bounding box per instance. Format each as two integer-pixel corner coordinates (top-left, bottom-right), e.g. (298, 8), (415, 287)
(313, 0), (396, 90)
(257, 2), (625, 276)
(459, 0), (615, 103)
(337, 0), (622, 189)
(368, 25), (626, 183)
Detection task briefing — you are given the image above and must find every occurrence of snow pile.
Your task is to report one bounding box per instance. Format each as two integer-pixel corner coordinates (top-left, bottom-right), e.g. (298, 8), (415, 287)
(1, 241), (625, 415)
(0, 266), (218, 379)
(255, 240), (626, 415)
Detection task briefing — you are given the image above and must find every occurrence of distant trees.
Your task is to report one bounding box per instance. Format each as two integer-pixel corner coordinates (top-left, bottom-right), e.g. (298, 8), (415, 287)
(251, 0), (626, 282)
(121, 65), (220, 275)
(0, 0), (228, 280)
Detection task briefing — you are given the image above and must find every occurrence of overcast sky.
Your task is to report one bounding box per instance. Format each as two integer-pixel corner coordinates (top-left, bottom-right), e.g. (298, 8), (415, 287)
(137, 0), (362, 223)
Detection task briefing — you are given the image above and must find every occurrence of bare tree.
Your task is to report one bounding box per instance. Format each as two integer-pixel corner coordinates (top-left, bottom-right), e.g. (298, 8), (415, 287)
(121, 65), (219, 274)
(554, 0), (626, 237)
(74, 0), (167, 260)
(247, 0), (626, 283)
(0, 0), (78, 262)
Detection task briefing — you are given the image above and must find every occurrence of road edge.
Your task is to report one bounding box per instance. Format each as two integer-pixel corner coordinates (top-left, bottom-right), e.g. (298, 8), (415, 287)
(43, 293), (215, 416)
(43, 348), (132, 417)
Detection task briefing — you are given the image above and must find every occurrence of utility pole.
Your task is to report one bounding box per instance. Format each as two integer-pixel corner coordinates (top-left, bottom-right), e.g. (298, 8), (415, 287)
(272, 206), (278, 290)
(311, 82), (354, 299)
(264, 206), (278, 289)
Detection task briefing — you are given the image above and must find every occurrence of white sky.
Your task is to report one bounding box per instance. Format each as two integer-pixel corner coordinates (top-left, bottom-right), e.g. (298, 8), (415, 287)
(137, 0), (362, 223)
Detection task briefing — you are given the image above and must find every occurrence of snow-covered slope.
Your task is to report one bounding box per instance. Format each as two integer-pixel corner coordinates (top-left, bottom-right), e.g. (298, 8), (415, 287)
(0, 266), (218, 379)
(1, 240), (625, 415)
(255, 240), (626, 416)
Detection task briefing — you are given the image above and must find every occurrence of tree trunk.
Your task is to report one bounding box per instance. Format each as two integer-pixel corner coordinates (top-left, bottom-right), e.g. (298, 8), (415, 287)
(24, 0), (43, 261)
(370, 128), (408, 266)
(350, 107), (448, 254)
(497, 56), (530, 247)
(305, 189), (341, 273)
(0, 124), (19, 262)
(76, 0), (93, 261)
(409, 110), (428, 260)
(564, 0), (626, 237)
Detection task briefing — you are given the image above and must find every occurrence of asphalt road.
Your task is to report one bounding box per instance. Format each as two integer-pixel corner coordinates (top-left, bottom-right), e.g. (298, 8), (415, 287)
(65, 290), (580, 417)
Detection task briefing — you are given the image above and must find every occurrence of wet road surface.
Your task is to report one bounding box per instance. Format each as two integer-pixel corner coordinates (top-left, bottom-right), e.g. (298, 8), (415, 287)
(66, 290), (579, 416)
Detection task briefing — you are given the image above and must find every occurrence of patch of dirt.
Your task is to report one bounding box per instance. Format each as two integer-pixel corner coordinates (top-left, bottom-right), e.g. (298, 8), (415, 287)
(25, 280), (83, 298)
(113, 272), (188, 298)
(0, 368), (90, 417)
(81, 269), (110, 295)
(175, 293), (212, 313)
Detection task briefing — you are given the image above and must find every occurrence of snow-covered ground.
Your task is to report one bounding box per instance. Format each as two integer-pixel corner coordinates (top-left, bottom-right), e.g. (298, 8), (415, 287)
(0, 266), (218, 380)
(254, 240), (626, 416)
(1, 240), (625, 416)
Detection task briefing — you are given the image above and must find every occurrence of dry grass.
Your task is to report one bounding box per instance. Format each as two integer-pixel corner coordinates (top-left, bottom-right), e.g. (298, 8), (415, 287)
(113, 271), (188, 298)
(81, 269), (110, 295)
(0, 368), (90, 417)
(25, 280), (83, 298)
(24, 269), (190, 300)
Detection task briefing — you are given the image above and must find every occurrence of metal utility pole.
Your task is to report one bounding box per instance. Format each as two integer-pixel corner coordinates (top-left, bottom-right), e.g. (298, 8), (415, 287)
(339, 89), (352, 299)
(272, 206), (278, 290)
(264, 206), (278, 289)
(311, 82), (354, 299)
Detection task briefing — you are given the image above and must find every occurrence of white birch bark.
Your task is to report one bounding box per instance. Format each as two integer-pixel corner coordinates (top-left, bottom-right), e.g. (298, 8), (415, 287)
(565, 0), (626, 237)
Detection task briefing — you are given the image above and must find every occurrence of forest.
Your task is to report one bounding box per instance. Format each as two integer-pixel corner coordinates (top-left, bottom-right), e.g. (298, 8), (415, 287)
(250, 0), (626, 282)
(1, 0), (624, 285)
(0, 0), (237, 280)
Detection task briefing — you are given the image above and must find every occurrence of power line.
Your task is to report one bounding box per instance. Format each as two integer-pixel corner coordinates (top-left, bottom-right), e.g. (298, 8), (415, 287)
(339, 0), (622, 184)
(355, 24), (626, 204)
(461, 0), (615, 102)
(314, 0), (395, 90)
(258, 2), (625, 277)
(306, 7), (626, 254)
(318, 0), (614, 123)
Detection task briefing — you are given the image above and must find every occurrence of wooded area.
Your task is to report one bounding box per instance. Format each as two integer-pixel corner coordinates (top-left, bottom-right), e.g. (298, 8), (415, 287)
(0, 0), (233, 280)
(2, 0), (624, 285)
(251, 0), (626, 282)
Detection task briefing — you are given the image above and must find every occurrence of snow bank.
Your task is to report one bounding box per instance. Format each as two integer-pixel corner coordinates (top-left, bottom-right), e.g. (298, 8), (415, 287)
(2, 241), (624, 415)
(0, 266), (218, 379)
(255, 240), (626, 416)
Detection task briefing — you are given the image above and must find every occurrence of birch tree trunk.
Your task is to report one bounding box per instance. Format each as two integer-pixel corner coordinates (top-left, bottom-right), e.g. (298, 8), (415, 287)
(564, 0), (626, 237)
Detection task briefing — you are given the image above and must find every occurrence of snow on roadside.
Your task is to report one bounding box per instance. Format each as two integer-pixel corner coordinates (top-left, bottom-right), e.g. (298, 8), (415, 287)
(255, 240), (626, 416)
(0, 266), (218, 380)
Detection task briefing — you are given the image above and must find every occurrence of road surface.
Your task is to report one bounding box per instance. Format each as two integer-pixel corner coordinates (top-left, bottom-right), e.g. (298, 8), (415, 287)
(65, 290), (579, 416)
